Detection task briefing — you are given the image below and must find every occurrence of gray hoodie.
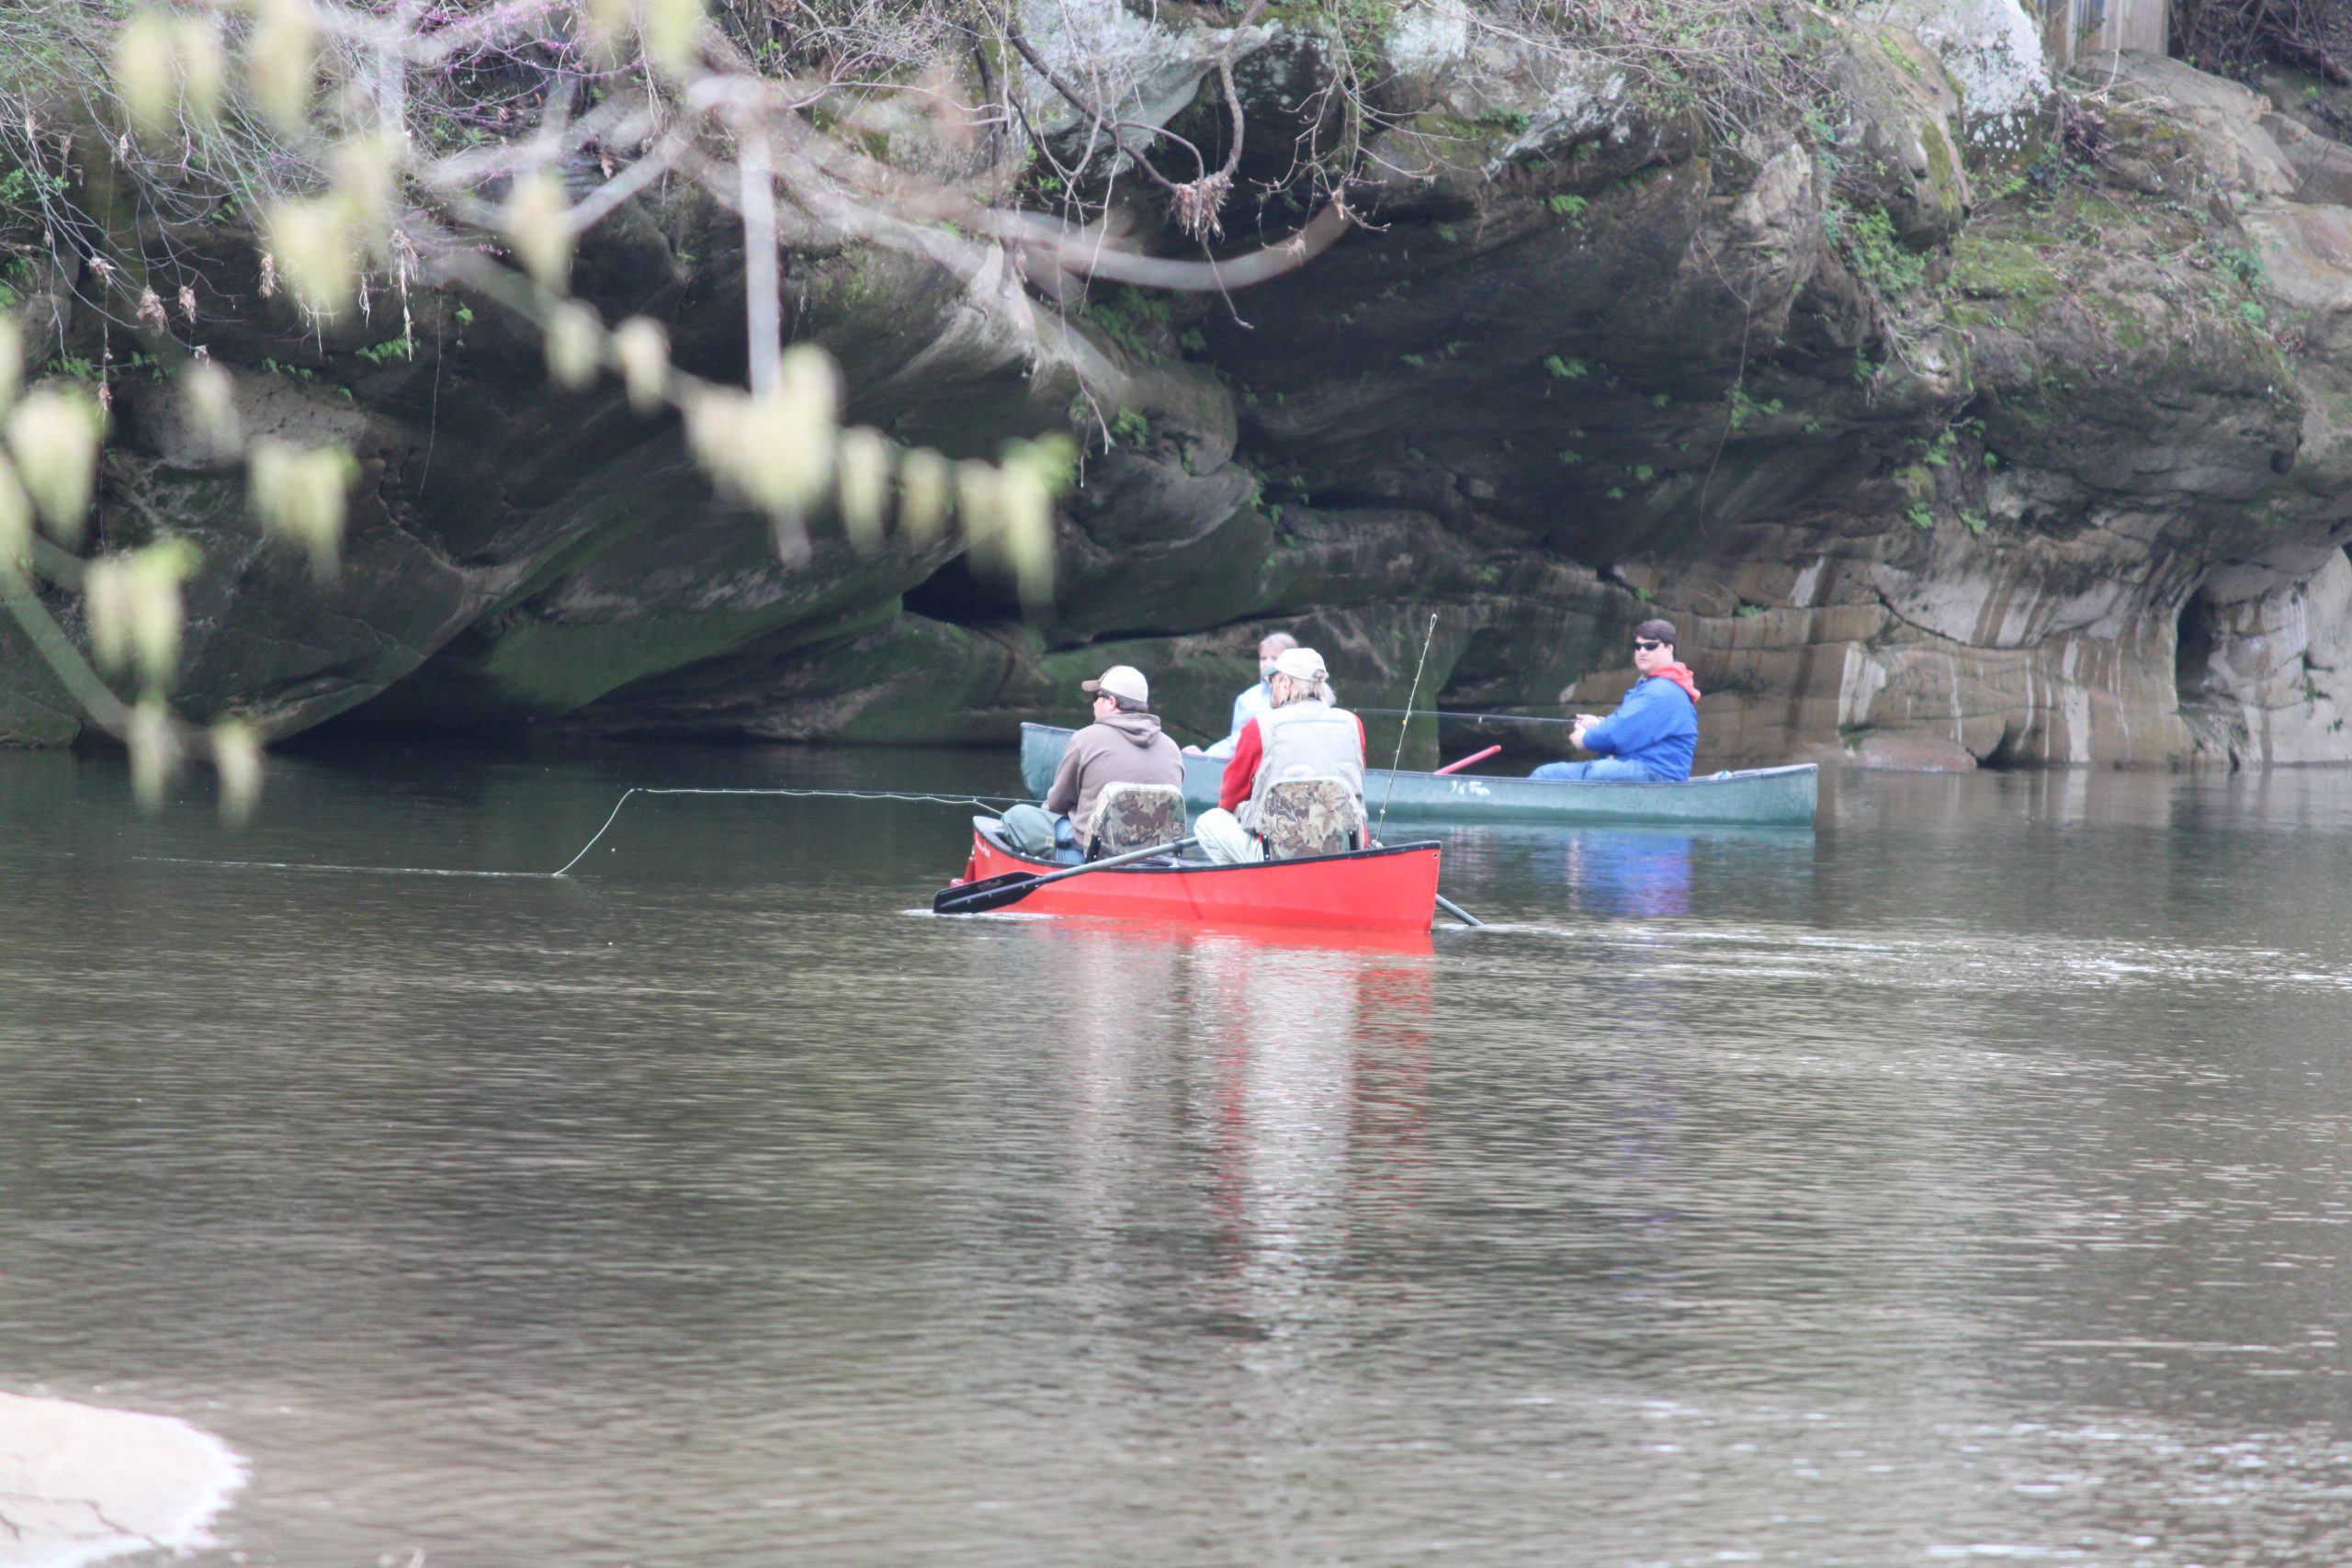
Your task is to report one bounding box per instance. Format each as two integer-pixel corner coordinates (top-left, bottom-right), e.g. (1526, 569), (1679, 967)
(1044, 711), (1187, 848)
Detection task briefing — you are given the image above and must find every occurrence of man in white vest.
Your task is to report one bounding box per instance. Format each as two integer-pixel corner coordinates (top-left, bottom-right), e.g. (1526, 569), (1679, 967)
(1194, 646), (1367, 863)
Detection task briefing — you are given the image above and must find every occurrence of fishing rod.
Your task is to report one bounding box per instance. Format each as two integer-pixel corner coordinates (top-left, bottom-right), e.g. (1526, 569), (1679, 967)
(1353, 707), (1581, 727)
(1376, 614), (1440, 842)
(1373, 616), (1487, 931)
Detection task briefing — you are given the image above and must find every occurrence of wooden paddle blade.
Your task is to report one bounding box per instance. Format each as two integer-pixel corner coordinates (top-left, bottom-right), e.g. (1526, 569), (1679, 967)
(933, 871), (1041, 915)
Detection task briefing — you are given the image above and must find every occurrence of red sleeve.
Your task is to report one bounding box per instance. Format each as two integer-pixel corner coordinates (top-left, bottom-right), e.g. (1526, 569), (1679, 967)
(1219, 718), (1261, 811)
(1356, 715), (1367, 756)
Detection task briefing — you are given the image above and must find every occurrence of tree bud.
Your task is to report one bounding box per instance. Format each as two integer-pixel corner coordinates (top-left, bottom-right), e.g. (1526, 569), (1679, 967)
(175, 16), (225, 128)
(211, 716), (264, 826)
(86, 539), (198, 689)
(544, 301), (602, 389)
(503, 173), (572, 293)
(181, 360), (242, 457)
(0, 315), (21, 416)
(639, 0), (705, 76)
(126, 696), (180, 809)
(956, 460), (1001, 554)
(997, 437), (1067, 608)
(329, 135), (399, 241)
(248, 439), (356, 579)
(265, 197), (357, 316)
(113, 14), (178, 142)
(6, 389), (103, 544)
(0, 455), (30, 578)
(246, 0), (318, 132)
(897, 447), (951, 546)
(613, 317), (669, 412)
(835, 426), (889, 552)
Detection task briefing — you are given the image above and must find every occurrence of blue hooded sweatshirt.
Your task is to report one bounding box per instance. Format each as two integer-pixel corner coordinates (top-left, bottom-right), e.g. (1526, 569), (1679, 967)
(1578, 671), (1699, 781)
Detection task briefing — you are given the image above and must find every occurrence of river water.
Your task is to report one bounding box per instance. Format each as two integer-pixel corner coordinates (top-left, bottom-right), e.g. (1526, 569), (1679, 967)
(5, 744), (2352, 1567)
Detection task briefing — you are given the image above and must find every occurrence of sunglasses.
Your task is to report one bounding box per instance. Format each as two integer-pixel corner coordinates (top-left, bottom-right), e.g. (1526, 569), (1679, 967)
(1633, 639), (1666, 652)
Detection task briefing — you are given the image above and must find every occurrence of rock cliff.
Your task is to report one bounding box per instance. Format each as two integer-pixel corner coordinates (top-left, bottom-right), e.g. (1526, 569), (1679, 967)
(7, 9), (2352, 772)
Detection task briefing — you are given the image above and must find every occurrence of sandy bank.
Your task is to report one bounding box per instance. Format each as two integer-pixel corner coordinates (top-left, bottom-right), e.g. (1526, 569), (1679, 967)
(0, 1392), (244, 1568)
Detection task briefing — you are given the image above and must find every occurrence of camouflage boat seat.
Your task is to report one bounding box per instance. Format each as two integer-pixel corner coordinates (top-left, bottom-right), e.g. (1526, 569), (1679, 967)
(1256, 776), (1364, 860)
(1086, 782), (1188, 858)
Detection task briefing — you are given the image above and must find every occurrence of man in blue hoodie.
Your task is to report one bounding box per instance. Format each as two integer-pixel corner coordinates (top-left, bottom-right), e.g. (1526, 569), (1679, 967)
(1532, 618), (1701, 783)
(1186, 631), (1298, 759)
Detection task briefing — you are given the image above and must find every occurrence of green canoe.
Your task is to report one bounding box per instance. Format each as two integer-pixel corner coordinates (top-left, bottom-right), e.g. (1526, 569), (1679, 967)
(1018, 724), (1818, 828)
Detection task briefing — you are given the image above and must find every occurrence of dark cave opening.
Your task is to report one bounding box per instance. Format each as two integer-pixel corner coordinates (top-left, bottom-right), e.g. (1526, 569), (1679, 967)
(901, 552), (1023, 625)
(2175, 582), (2224, 710)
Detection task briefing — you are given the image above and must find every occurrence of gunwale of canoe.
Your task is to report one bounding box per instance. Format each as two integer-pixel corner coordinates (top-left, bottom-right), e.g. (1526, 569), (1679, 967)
(1017, 724), (1818, 828)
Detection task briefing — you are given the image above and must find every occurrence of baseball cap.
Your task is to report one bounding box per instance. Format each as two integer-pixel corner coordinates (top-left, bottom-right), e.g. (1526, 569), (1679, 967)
(1271, 647), (1328, 683)
(1081, 664), (1149, 705)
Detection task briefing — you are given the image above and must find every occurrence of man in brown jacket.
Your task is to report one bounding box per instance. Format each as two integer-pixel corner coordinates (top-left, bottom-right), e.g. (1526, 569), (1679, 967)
(1000, 664), (1186, 858)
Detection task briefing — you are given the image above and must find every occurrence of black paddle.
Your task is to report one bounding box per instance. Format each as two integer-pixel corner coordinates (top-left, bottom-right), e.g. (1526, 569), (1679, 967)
(1434, 894), (1484, 928)
(933, 835), (1201, 916)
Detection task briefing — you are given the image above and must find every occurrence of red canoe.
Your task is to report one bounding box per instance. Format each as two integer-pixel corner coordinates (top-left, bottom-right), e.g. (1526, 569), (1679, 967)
(942, 819), (1443, 933)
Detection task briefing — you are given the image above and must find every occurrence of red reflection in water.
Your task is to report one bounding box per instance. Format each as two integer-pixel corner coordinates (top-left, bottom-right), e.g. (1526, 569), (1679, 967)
(1192, 929), (1434, 1314)
(1000, 916), (1435, 1336)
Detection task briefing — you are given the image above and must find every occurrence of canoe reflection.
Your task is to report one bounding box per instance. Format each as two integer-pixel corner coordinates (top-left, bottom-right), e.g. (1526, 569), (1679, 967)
(1017, 918), (1434, 1351)
(1545, 829), (1697, 919)
(1198, 933), (1433, 1334)
(1523, 824), (1820, 921)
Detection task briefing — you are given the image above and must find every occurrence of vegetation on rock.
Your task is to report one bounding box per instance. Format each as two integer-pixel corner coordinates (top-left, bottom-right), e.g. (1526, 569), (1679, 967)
(0, 0), (2348, 773)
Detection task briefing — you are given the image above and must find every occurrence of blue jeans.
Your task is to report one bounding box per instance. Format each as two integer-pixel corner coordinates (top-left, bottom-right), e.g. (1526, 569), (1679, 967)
(1531, 758), (1666, 782)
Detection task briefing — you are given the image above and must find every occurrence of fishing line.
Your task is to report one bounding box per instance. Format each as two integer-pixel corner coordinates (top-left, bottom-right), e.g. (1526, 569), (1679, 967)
(136, 856), (548, 878)
(139, 785), (1028, 880)
(550, 786), (1024, 875)
(1376, 613), (1440, 843)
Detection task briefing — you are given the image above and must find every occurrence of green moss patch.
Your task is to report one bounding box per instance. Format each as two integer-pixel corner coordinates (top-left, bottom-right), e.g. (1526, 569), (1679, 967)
(1946, 235), (2061, 311)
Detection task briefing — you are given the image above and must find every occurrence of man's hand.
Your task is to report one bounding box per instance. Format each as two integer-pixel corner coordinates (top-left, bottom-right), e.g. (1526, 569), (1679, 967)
(1570, 714), (1601, 749)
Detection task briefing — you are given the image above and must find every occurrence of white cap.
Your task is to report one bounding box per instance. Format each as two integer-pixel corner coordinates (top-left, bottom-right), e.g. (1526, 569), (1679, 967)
(1271, 647), (1328, 684)
(1082, 664), (1149, 705)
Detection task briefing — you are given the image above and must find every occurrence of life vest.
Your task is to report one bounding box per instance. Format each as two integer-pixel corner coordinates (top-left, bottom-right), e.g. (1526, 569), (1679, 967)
(1238, 700), (1365, 831)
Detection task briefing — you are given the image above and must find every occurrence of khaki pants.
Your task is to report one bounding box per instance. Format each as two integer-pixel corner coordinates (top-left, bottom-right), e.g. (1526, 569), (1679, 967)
(1193, 808), (1263, 864)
